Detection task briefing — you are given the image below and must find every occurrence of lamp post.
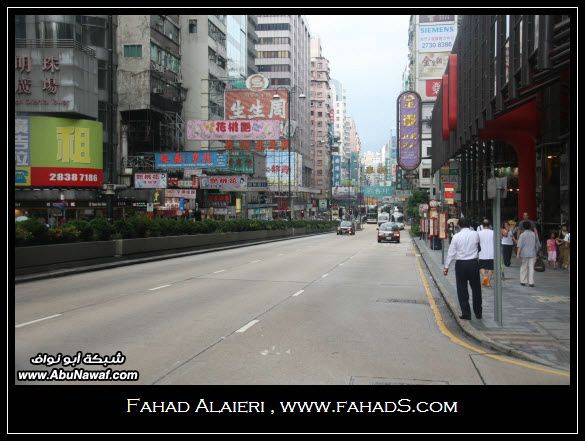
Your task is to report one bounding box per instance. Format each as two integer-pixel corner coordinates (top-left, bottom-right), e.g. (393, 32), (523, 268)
(273, 87), (305, 221)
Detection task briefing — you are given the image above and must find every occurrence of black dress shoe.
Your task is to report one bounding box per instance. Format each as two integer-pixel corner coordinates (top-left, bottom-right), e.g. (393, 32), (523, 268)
(459, 315), (471, 320)
(476, 315), (482, 319)
(521, 283), (526, 286)
(529, 284), (534, 287)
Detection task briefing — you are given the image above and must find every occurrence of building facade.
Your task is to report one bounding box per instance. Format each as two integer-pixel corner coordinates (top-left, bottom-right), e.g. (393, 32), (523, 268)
(431, 14), (572, 232)
(15, 14), (119, 221)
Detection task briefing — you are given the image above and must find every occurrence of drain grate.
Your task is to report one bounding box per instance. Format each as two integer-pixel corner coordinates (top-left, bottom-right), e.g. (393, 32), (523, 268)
(376, 298), (429, 305)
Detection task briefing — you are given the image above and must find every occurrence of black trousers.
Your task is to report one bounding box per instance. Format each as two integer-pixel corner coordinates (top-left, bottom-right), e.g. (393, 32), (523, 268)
(455, 259), (482, 318)
(502, 244), (514, 266)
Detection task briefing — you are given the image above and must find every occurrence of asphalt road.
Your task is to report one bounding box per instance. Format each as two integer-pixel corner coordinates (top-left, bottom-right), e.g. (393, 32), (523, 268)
(14, 224), (568, 385)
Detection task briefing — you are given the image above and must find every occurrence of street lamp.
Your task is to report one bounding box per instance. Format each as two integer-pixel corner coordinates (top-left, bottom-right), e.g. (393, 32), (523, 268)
(273, 87), (306, 221)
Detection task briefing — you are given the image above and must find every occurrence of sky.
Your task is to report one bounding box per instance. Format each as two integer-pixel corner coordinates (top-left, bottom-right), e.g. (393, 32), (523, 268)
(305, 15), (410, 154)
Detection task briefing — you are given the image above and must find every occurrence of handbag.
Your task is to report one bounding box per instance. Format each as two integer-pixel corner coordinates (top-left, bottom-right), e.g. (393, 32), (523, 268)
(534, 255), (546, 272)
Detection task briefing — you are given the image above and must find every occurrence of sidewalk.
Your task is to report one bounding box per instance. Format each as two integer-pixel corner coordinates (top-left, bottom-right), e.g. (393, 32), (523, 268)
(412, 235), (570, 371)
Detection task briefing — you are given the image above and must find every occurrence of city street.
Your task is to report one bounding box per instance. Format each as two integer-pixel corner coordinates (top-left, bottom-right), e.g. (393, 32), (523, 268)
(15, 225), (568, 385)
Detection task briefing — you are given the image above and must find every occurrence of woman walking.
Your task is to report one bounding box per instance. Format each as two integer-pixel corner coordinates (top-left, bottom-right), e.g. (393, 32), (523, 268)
(501, 221), (514, 267)
(557, 224), (570, 270)
(517, 221), (541, 287)
(547, 232), (559, 269)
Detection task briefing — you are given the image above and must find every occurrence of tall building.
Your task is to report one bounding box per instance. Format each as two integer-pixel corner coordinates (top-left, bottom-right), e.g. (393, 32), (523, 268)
(255, 15), (312, 218)
(405, 15), (459, 196)
(330, 78), (347, 158)
(310, 37), (332, 212)
(15, 14), (119, 221)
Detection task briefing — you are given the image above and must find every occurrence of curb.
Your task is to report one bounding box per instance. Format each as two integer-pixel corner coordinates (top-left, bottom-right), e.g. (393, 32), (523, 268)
(409, 233), (569, 372)
(15, 230), (335, 284)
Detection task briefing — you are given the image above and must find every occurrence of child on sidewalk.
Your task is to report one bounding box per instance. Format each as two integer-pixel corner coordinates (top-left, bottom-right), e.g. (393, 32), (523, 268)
(547, 232), (558, 269)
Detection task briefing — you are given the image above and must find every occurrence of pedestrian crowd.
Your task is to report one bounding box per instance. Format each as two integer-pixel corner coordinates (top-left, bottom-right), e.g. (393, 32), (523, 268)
(442, 212), (570, 321)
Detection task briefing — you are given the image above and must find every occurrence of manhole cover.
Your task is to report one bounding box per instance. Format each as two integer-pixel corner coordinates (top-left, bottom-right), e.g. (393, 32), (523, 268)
(377, 298), (429, 305)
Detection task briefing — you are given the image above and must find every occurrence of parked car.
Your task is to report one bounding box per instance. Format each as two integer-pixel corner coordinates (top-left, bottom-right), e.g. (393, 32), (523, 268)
(337, 220), (355, 235)
(377, 222), (401, 243)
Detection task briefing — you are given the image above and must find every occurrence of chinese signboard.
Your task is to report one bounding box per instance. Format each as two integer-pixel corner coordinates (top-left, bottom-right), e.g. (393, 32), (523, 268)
(397, 91), (422, 171)
(419, 15), (455, 24)
(199, 175), (248, 191)
(186, 119), (280, 140)
(225, 90), (288, 121)
(444, 183), (455, 205)
(15, 48), (98, 118)
(423, 79), (443, 99)
(265, 151), (301, 187)
(419, 53), (450, 78)
(363, 186), (393, 197)
(418, 24), (458, 53)
(165, 189), (197, 199)
(155, 151), (228, 170)
(15, 116), (103, 187)
(135, 173), (167, 189)
(228, 152), (254, 174)
(332, 154), (341, 186)
(247, 178), (268, 190)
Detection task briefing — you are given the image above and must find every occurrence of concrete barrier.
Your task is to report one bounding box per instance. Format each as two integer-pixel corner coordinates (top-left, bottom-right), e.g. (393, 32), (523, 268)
(15, 227), (330, 269)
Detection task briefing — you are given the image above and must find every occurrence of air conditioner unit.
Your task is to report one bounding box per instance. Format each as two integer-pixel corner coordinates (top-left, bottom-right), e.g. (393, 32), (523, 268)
(153, 88), (164, 94)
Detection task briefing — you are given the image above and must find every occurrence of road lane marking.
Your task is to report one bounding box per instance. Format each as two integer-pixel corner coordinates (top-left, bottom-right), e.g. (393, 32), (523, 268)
(414, 255), (569, 378)
(213, 269), (225, 274)
(16, 314), (61, 328)
(250, 260), (261, 263)
(236, 320), (259, 333)
(278, 254), (284, 256)
(339, 263), (344, 266)
(292, 290), (305, 297)
(322, 273), (329, 278)
(149, 284), (171, 291)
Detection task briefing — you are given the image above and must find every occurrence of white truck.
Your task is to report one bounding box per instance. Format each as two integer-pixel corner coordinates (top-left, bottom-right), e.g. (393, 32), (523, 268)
(377, 212), (390, 226)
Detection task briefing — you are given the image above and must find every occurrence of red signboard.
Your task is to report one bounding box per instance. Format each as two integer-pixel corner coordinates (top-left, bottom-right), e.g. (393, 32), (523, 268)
(30, 167), (103, 187)
(448, 54), (458, 131)
(442, 75), (449, 140)
(426, 79), (442, 97)
(444, 183), (455, 205)
(225, 90), (289, 121)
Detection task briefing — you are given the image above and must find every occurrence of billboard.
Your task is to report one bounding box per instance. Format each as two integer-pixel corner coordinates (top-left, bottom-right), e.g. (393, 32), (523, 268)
(418, 53), (450, 78)
(419, 15), (455, 24)
(199, 175), (248, 191)
(15, 116), (103, 187)
(397, 91), (422, 171)
(265, 151), (301, 187)
(225, 90), (289, 121)
(135, 173), (167, 189)
(363, 186), (393, 197)
(332, 154), (342, 186)
(155, 151), (228, 170)
(418, 24), (457, 53)
(186, 119), (280, 140)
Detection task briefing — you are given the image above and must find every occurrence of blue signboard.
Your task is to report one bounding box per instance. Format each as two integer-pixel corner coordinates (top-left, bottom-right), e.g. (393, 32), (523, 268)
(155, 151), (228, 170)
(332, 154), (341, 187)
(364, 186), (394, 197)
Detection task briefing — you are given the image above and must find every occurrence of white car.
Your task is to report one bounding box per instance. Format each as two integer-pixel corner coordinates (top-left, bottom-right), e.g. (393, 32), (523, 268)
(377, 212), (390, 226)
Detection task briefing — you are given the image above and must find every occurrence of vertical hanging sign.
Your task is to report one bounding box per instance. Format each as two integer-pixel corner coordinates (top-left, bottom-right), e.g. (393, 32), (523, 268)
(397, 91), (422, 171)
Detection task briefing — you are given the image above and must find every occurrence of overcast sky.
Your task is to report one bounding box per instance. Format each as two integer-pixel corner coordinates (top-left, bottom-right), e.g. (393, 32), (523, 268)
(305, 15), (410, 154)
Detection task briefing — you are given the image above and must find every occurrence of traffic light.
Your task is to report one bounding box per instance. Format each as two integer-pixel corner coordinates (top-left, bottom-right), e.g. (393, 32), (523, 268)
(300, 210), (305, 218)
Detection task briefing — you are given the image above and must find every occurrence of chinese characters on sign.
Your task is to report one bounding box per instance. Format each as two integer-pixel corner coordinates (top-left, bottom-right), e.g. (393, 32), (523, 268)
(397, 91), (422, 171)
(187, 119), (281, 141)
(418, 25), (458, 53)
(134, 173), (167, 189)
(155, 151), (228, 169)
(199, 175), (248, 191)
(15, 117), (31, 186)
(16, 55), (60, 95)
(225, 90), (288, 121)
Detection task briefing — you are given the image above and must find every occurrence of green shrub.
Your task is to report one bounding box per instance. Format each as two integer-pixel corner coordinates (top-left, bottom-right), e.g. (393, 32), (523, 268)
(89, 217), (113, 241)
(17, 219), (48, 245)
(48, 225), (80, 243)
(15, 225), (34, 246)
(64, 220), (93, 241)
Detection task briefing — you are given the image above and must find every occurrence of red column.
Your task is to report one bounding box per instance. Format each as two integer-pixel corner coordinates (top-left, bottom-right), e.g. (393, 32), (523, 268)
(512, 138), (536, 220)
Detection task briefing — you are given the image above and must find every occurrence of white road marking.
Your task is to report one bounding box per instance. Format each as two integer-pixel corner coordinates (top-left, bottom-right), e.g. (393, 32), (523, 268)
(16, 314), (62, 328)
(149, 284), (171, 291)
(250, 260), (261, 264)
(292, 289), (305, 297)
(213, 269), (225, 274)
(339, 263), (344, 266)
(236, 320), (259, 333)
(322, 273), (329, 278)
(278, 254), (284, 256)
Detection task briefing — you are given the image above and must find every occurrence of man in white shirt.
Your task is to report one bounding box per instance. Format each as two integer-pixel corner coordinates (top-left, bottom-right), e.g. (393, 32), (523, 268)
(443, 217), (483, 320)
(478, 220), (495, 288)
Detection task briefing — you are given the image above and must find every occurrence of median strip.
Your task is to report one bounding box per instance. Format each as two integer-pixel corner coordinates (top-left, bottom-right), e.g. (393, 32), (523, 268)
(16, 314), (62, 328)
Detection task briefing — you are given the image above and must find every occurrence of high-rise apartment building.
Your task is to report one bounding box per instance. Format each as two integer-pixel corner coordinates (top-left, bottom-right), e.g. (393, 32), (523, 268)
(310, 37), (332, 211)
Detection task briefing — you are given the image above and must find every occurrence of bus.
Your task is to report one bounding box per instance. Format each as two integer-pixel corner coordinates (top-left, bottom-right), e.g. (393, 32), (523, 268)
(391, 207), (405, 230)
(366, 205), (378, 224)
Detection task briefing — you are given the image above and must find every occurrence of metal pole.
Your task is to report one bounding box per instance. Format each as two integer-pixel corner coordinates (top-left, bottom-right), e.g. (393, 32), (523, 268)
(493, 178), (503, 326)
(288, 90), (292, 221)
(440, 177), (445, 265)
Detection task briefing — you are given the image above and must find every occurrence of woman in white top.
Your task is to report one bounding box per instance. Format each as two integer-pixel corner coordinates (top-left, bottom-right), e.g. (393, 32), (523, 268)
(501, 221), (514, 267)
(478, 220), (495, 287)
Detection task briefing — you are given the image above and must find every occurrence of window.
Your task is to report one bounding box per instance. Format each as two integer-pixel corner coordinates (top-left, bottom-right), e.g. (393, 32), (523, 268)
(256, 23), (290, 31)
(98, 60), (107, 90)
(15, 15), (26, 39)
(189, 19), (197, 33)
(208, 20), (226, 45)
(422, 168), (431, 178)
(124, 44), (142, 58)
(426, 147), (432, 157)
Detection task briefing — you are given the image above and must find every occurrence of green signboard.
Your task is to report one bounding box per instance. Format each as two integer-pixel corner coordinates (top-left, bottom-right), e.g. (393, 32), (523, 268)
(364, 186), (394, 197)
